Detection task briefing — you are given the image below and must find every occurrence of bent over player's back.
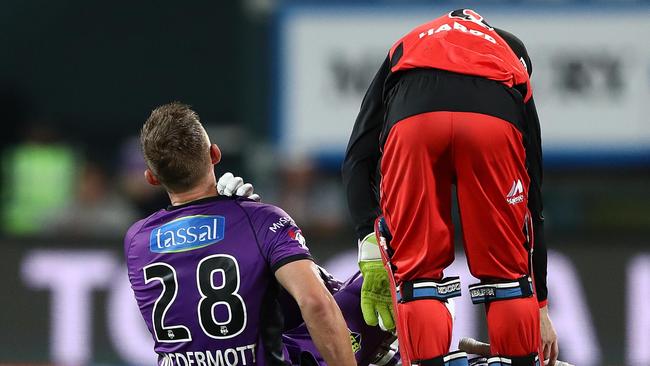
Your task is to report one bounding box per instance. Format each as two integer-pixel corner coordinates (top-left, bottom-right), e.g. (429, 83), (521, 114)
(124, 195), (312, 366)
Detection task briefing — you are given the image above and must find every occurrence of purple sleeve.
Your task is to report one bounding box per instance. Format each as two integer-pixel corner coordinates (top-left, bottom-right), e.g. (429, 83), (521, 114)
(243, 202), (313, 272)
(123, 218), (147, 261)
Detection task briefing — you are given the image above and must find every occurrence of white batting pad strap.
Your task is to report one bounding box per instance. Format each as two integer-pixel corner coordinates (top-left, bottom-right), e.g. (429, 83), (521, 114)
(445, 351), (468, 362)
(358, 232), (381, 262)
(487, 355), (539, 366)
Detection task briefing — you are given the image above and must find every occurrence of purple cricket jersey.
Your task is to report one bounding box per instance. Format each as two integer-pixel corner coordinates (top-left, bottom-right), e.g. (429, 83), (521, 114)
(124, 195), (312, 366)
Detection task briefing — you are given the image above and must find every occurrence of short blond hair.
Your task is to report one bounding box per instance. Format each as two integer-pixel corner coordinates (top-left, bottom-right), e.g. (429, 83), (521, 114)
(140, 102), (211, 192)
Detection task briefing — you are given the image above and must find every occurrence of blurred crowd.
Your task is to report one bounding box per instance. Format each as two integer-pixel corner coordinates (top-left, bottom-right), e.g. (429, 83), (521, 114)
(1, 125), (164, 238)
(0, 89), (348, 240)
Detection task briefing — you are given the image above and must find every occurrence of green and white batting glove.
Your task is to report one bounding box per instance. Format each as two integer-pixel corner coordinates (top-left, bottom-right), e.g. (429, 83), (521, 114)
(358, 232), (396, 331)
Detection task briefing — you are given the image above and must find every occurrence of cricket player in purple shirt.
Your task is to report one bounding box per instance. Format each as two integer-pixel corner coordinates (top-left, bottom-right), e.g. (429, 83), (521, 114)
(125, 102), (357, 366)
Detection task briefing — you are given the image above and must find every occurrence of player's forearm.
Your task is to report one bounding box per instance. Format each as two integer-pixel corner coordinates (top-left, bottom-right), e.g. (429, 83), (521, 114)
(299, 291), (356, 366)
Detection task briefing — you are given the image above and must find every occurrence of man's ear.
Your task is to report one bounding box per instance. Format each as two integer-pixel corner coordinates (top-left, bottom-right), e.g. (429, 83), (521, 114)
(210, 144), (221, 165)
(144, 169), (161, 186)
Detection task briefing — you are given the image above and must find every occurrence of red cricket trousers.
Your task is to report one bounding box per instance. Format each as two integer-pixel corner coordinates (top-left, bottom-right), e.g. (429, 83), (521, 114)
(379, 111), (540, 363)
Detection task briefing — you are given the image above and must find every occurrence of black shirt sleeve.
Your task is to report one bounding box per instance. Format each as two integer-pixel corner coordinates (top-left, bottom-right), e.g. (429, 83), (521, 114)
(524, 95), (548, 304)
(341, 56), (390, 240)
(497, 27), (548, 304)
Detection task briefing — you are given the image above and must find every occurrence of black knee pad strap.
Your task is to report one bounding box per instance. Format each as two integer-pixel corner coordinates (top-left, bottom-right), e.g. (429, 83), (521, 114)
(487, 354), (540, 366)
(397, 276), (461, 303)
(468, 276), (533, 304)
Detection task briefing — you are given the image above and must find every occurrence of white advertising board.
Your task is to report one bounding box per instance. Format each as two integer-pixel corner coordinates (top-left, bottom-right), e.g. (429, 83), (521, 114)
(275, 6), (650, 163)
(21, 248), (648, 365)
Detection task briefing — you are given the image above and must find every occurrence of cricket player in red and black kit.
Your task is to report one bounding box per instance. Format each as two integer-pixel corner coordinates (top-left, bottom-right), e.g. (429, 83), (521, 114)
(342, 9), (559, 366)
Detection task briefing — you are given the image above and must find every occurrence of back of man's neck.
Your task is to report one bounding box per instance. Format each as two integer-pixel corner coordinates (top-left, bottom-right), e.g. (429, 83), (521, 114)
(169, 184), (218, 206)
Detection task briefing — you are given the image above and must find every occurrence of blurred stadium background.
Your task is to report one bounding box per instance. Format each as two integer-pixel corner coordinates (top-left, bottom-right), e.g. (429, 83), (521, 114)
(1, 0), (649, 365)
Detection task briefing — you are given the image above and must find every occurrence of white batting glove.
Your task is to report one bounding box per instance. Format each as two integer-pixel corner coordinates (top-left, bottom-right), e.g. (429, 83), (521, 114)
(217, 172), (261, 202)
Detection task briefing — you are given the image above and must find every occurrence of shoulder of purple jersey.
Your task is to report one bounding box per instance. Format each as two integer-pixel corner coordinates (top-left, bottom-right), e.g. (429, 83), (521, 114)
(234, 199), (305, 248)
(123, 213), (157, 257)
(236, 199), (311, 271)
(235, 199), (298, 229)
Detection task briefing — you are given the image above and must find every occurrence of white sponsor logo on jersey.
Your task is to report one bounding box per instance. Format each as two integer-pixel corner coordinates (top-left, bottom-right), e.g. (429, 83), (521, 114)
(506, 179), (525, 205)
(268, 216), (294, 233)
(150, 215), (225, 253)
(418, 21), (496, 44)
